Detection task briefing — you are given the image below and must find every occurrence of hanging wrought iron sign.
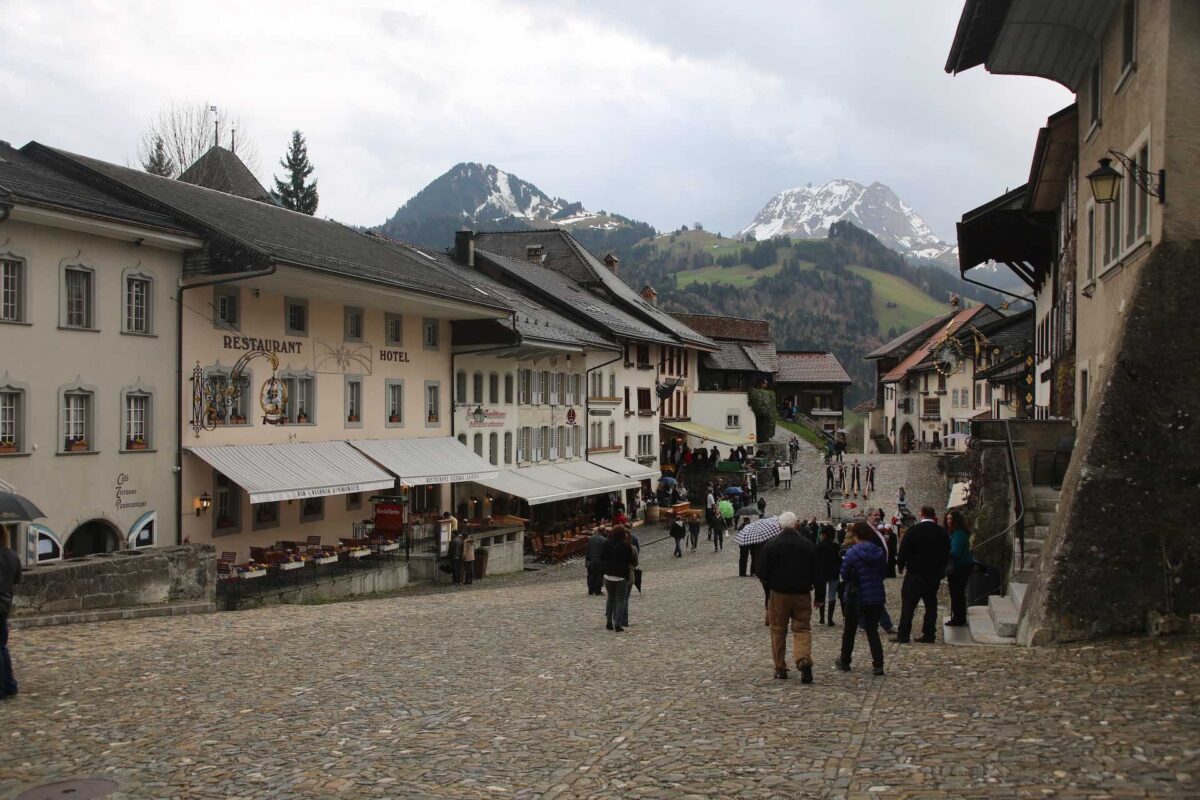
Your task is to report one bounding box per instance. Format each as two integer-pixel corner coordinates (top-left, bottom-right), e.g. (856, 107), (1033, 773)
(190, 349), (284, 437)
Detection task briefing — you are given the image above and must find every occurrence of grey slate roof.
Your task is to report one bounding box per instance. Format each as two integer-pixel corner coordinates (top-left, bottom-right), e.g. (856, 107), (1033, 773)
(474, 229), (715, 350)
(0, 142), (190, 233)
(864, 311), (957, 360)
(178, 146), (273, 202)
(775, 352), (852, 385)
(474, 248), (676, 345)
(27, 143), (506, 311)
(702, 341), (778, 374)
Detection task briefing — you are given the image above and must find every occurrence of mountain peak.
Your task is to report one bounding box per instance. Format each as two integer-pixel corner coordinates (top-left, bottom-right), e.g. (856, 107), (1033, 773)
(739, 179), (957, 265)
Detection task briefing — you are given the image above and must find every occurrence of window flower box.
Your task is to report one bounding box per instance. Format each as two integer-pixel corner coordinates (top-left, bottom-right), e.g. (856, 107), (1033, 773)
(127, 438), (148, 450)
(0, 441), (16, 454)
(297, 413), (309, 424)
(347, 414), (360, 423)
(389, 414), (401, 423)
(231, 414), (247, 424)
(66, 439), (90, 452)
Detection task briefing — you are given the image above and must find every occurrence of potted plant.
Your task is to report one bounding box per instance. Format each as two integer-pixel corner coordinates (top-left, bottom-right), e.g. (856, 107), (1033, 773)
(67, 437), (89, 452)
(348, 414), (360, 423)
(297, 408), (309, 424)
(127, 436), (148, 450)
(388, 413), (401, 423)
(0, 438), (15, 454)
(232, 413), (247, 424)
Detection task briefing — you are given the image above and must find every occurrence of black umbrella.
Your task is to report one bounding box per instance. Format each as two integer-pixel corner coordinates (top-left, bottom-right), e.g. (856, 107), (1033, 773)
(735, 505), (761, 519)
(0, 491), (46, 523)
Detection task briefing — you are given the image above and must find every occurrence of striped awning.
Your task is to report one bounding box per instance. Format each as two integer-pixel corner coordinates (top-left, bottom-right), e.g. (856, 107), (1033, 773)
(186, 441), (395, 504)
(350, 437), (498, 486)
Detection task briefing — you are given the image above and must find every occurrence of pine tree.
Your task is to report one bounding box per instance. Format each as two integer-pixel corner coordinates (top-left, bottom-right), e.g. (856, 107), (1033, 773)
(142, 136), (175, 177)
(270, 130), (318, 215)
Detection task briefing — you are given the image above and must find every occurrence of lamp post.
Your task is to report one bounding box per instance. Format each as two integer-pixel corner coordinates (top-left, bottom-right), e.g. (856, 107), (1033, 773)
(1087, 150), (1165, 205)
(1086, 158), (1122, 204)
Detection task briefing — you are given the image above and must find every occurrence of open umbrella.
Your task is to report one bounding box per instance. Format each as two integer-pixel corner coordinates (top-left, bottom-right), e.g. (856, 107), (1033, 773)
(734, 516), (782, 546)
(735, 505), (761, 519)
(724, 486), (743, 496)
(0, 491), (46, 523)
(658, 476), (677, 486)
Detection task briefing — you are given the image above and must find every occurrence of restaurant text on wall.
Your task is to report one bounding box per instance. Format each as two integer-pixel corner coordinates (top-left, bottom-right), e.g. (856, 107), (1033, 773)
(223, 335), (303, 355)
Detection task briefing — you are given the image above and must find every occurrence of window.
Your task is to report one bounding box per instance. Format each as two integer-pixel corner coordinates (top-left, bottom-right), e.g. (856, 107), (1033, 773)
(0, 387), (23, 452)
(254, 502), (280, 531)
(386, 381), (404, 426)
(608, 371), (616, 398)
(504, 373), (514, 404)
(1120, 0), (1137, 75)
(516, 426), (530, 462)
(1, 258), (23, 322)
(456, 371), (468, 404)
(726, 410), (740, 429)
(425, 381), (440, 426)
(589, 371), (602, 398)
(214, 286), (239, 330)
(518, 369), (531, 405)
(488, 373), (499, 405)
(123, 391), (151, 450)
(281, 297), (307, 336)
(549, 372), (561, 405)
(1088, 60), (1101, 129)
(624, 434), (631, 457)
(608, 421), (615, 447)
(548, 426), (559, 459)
(345, 376), (363, 426)
(473, 372), (484, 404)
(385, 313), (403, 346)
(541, 371), (551, 404)
(474, 432), (484, 458)
(566, 374), (578, 405)
(504, 431), (513, 464)
(532, 371), (544, 405)
(1130, 142), (1150, 244)
(1104, 199), (1121, 266)
(636, 344), (650, 366)
(1080, 369), (1090, 417)
(300, 496), (324, 523)
(344, 306), (364, 342)
(284, 373), (315, 424)
(64, 266), (94, 329)
(61, 389), (92, 451)
(347, 493), (363, 512)
(207, 368), (251, 425)
(590, 421), (602, 451)
(1086, 205), (1097, 282)
(423, 318), (439, 350)
(213, 471), (240, 532)
(534, 426), (545, 462)
(124, 274), (152, 334)
(458, 433), (467, 446)
(489, 432), (499, 466)
(624, 386), (630, 413)
(638, 387), (652, 412)
(638, 433), (654, 457)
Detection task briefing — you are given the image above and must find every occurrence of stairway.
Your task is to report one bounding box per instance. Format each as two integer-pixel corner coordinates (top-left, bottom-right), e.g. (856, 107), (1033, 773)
(944, 485), (1058, 646)
(871, 433), (894, 454)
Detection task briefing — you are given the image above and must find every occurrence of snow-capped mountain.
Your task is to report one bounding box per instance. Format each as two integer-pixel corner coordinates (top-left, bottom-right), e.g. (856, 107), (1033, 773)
(378, 162), (651, 250)
(739, 179), (958, 265)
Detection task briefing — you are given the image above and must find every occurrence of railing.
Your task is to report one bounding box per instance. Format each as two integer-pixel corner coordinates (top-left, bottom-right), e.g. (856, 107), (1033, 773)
(962, 420), (1027, 607)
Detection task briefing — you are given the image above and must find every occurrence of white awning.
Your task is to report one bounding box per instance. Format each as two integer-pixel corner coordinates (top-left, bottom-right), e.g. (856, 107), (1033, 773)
(186, 441), (395, 504)
(587, 453), (661, 482)
(554, 460), (640, 493)
(662, 421), (755, 447)
(350, 437), (499, 486)
(473, 462), (634, 507)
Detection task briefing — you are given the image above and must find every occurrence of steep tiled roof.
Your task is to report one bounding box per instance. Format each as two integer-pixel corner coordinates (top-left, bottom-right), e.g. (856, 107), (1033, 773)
(29, 144), (506, 311)
(0, 142), (190, 233)
(475, 248), (675, 345)
(178, 146), (272, 203)
(882, 306), (993, 383)
(776, 352), (852, 385)
(702, 340), (778, 374)
(864, 311), (956, 360)
(668, 313), (771, 343)
(853, 399), (877, 413)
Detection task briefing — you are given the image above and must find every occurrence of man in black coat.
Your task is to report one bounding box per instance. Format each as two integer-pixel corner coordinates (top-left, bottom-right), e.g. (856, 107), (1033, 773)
(757, 512), (819, 683)
(585, 528), (608, 595)
(895, 505), (951, 643)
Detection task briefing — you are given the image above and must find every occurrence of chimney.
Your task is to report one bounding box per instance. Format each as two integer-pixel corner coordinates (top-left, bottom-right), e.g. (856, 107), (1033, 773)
(525, 244), (545, 263)
(455, 229), (475, 266)
(641, 285), (658, 305)
(603, 253), (620, 274)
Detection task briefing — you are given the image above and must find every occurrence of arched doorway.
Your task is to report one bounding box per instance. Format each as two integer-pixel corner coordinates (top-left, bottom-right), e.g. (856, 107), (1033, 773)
(899, 423), (915, 454)
(65, 518), (121, 558)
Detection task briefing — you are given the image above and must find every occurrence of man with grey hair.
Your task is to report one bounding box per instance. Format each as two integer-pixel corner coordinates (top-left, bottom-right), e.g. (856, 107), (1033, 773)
(757, 511), (819, 682)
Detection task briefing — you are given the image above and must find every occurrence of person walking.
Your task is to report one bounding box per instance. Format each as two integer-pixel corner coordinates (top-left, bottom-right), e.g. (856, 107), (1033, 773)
(601, 527), (637, 632)
(1, 527), (21, 700)
(715, 497), (734, 552)
(462, 534), (476, 584)
(896, 505), (951, 643)
(622, 530), (641, 628)
(816, 526), (841, 626)
(447, 528), (465, 585)
(834, 522), (887, 675)
(866, 462), (876, 495)
(670, 516), (686, 558)
(585, 527), (608, 595)
(705, 484), (717, 542)
(825, 463), (834, 492)
(773, 461), (781, 489)
(945, 510), (974, 626)
(687, 512), (701, 553)
(849, 460), (862, 498)
(864, 510), (897, 635)
(756, 512), (818, 682)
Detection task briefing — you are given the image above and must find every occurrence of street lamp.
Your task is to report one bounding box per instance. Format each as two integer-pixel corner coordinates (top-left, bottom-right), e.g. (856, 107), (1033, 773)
(196, 492), (212, 516)
(1086, 158), (1122, 204)
(471, 405), (485, 424)
(1087, 150), (1166, 205)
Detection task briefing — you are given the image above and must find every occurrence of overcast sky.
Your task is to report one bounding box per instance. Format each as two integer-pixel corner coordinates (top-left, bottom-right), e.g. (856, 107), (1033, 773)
(1, 0), (1071, 241)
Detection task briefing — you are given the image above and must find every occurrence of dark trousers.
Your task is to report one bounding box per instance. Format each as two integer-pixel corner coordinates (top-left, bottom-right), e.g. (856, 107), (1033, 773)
(841, 603), (884, 668)
(738, 545), (752, 576)
(826, 475), (833, 490)
(1, 613), (14, 697)
(897, 572), (941, 641)
(451, 558), (464, 584)
(948, 563), (972, 624)
(688, 529), (699, 551)
(604, 579), (628, 627)
(862, 604), (894, 633)
(586, 564), (603, 595)
(713, 527), (724, 551)
(464, 561), (475, 584)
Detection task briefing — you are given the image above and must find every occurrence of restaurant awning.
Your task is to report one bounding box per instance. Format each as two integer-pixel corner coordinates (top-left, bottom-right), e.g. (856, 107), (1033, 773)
(587, 453), (661, 483)
(186, 441), (395, 504)
(472, 462), (634, 507)
(349, 437), (498, 486)
(662, 421), (755, 447)
(554, 460), (640, 493)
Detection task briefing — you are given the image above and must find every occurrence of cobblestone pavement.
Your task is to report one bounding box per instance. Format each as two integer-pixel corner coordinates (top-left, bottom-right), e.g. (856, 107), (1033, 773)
(3, 461), (1197, 799)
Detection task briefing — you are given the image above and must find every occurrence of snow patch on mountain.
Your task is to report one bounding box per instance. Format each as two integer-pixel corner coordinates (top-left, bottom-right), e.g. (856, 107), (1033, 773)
(739, 179), (958, 265)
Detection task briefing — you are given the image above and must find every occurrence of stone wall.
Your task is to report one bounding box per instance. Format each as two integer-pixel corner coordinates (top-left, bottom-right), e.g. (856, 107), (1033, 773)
(13, 544), (216, 617)
(1020, 241), (1200, 644)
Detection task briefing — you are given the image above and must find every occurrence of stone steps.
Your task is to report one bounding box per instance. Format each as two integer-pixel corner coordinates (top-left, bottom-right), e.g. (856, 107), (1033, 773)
(945, 605), (1015, 646)
(988, 594), (1019, 637)
(10, 600), (216, 630)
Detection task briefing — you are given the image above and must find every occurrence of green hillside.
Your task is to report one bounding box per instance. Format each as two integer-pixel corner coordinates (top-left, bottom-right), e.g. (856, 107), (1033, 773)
(847, 265), (948, 332)
(676, 263), (784, 288)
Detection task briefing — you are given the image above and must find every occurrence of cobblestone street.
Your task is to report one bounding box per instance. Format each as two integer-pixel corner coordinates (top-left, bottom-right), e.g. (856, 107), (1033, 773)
(3, 457), (1197, 799)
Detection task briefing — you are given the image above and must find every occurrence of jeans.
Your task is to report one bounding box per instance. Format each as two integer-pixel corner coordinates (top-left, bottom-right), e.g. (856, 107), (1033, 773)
(738, 545), (752, 576)
(713, 527), (724, 551)
(0, 613), (15, 697)
(673, 537), (683, 557)
(688, 529), (699, 551)
(622, 579), (634, 626)
(948, 563), (972, 624)
(824, 579), (839, 605)
(605, 579), (628, 627)
(767, 591), (813, 670)
(841, 603), (885, 668)
(897, 572), (941, 641)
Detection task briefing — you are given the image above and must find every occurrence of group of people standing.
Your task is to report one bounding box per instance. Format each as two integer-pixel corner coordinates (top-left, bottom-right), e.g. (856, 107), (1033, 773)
(825, 459), (877, 499)
(584, 525), (641, 632)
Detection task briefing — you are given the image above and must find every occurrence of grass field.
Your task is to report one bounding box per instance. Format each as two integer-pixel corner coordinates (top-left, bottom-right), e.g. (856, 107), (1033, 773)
(847, 265), (947, 333)
(675, 262), (783, 288)
(778, 420), (827, 451)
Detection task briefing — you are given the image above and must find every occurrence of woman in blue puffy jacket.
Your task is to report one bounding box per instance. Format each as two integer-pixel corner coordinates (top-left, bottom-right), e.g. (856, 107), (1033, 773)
(835, 521), (887, 676)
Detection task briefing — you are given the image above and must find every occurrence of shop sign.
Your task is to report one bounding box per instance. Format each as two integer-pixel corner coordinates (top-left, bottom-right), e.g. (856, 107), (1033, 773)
(374, 502), (405, 533)
(410, 471), (492, 485)
(468, 409), (507, 428)
(222, 335), (303, 355)
(379, 349), (411, 363)
(114, 473), (148, 511)
(566, 408), (577, 424)
(589, 408), (612, 416)
(288, 483), (372, 499)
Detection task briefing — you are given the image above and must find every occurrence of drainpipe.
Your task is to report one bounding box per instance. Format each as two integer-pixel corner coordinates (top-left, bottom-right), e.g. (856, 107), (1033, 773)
(584, 345), (624, 463)
(175, 265), (275, 545)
